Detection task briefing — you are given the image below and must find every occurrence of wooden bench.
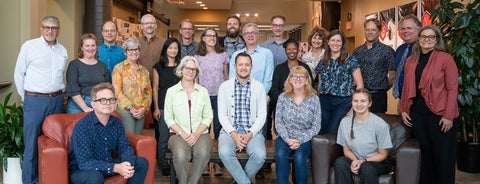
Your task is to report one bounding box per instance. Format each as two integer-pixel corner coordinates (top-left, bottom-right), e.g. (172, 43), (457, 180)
(166, 140), (283, 184)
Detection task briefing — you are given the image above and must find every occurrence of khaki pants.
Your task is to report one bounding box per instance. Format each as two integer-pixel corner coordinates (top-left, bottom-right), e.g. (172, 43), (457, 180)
(168, 134), (212, 184)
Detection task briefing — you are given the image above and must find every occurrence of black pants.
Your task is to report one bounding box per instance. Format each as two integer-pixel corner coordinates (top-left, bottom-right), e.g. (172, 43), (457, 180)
(410, 109), (456, 184)
(334, 156), (392, 184)
(263, 101), (275, 140)
(369, 90), (387, 113)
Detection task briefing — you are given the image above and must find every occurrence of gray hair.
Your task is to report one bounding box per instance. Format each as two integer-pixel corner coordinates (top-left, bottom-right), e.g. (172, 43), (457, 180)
(400, 15), (422, 30)
(141, 14), (156, 24)
(242, 23), (259, 33)
(122, 38), (141, 50)
(174, 56), (202, 79)
(41, 16), (60, 27)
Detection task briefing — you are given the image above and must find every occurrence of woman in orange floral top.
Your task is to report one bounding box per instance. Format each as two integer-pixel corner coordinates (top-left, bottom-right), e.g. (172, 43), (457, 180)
(112, 38), (152, 134)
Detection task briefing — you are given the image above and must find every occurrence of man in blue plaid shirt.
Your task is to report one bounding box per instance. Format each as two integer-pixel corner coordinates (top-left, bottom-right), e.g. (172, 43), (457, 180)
(217, 53), (267, 184)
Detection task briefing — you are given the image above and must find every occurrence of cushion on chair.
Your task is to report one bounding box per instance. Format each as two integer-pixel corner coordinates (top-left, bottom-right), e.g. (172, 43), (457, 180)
(375, 113), (410, 164)
(42, 113), (88, 151)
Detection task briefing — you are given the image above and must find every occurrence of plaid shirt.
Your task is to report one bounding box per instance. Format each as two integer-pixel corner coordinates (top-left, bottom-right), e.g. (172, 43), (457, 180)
(234, 77), (251, 133)
(224, 37), (245, 57)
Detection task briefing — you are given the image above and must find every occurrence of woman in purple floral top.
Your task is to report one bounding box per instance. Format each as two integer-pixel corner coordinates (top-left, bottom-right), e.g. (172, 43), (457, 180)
(275, 66), (321, 184)
(194, 27), (229, 176)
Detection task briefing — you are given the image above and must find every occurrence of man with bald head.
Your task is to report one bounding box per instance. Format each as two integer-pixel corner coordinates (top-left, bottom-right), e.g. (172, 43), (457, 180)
(138, 14), (165, 81)
(98, 21), (126, 74)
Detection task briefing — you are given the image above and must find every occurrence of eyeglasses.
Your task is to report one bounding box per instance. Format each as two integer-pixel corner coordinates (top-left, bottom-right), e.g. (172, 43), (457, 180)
(102, 29), (117, 33)
(272, 24), (285, 28)
(142, 22), (156, 25)
(419, 35), (437, 41)
(183, 67), (197, 72)
(181, 28), (194, 31)
(243, 32), (258, 36)
(292, 75), (306, 80)
(126, 48), (140, 52)
(93, 98), (117, 105)
(203, 34), (216, 38)
(41, 26), (59, 31)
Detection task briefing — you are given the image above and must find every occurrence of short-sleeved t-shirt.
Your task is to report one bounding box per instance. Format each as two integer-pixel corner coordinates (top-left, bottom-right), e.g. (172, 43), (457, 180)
(337, 113), (392, 159)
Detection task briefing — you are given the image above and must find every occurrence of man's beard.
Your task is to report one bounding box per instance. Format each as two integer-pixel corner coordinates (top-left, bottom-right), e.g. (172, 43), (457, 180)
(228, 29), (240, 38)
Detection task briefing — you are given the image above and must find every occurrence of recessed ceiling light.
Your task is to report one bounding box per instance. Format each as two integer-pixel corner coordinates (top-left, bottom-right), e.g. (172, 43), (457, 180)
(196, 1), (202, 4)
(254, 13), (258, 17)
(200, 4), (205, 6)
(235, 14), (240, 17)
(245, 13), (250, 17)
(203, 7), (208, 9)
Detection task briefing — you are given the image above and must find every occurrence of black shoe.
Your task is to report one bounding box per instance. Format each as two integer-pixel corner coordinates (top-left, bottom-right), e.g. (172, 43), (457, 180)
(162, 167), (170, 176)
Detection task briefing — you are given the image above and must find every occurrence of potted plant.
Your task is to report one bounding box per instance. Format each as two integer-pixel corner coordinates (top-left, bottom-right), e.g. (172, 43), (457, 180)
(0, 92), (24, 183)
(432, 0), (480, 173)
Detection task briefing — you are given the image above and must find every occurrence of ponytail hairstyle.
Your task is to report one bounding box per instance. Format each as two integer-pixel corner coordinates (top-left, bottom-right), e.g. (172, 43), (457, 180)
(349, 88), (372, 139)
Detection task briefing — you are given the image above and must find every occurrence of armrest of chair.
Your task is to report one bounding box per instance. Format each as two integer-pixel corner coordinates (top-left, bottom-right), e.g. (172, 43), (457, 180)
(311, 134), (339, 184)
(37, 135), (69, 184)
(395, 138), (421, 184)
(126, 133), (156, 184)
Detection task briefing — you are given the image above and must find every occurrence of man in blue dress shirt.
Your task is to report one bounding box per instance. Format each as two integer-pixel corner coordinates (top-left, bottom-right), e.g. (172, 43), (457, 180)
(68, 83), (148, 184)
(14, 16), (67, 184)
(98, 21), (126, 75)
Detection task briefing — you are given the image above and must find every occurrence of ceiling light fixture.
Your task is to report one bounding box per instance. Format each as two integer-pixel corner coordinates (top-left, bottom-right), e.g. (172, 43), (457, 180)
(203, 7), (208, 9)
(200, 4), (205, 6)
(196, 1), (202, 4)
(235, 13), (240, 17)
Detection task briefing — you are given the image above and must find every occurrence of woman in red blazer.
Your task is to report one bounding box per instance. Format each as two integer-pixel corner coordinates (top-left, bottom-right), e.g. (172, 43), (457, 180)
(399, 25), (458, 184)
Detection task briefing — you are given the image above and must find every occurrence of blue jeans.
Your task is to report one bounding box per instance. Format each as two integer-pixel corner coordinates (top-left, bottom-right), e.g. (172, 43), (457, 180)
(218, 131), (266, 184)
(275, 138), (311, 184)
(319, 95), (351, 134)
(66, 96), (92, 114)
(23, 94), (64, 184)
(70, 156), (149, 184)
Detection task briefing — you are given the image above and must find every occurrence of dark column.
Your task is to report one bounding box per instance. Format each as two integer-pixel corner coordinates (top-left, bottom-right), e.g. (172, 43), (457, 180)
(84, 0), (113, 44)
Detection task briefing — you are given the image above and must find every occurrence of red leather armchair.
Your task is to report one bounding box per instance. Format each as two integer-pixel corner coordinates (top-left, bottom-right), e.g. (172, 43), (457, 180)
(311, 113), (421, 184)
(37, 112), (156, 184)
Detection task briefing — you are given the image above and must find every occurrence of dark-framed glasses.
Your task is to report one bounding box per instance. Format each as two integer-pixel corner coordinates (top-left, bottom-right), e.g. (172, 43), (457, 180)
(41, 26), (59, 31)
(93, 98), (117, 105)
(292, 75), (306, 80)
(203, 34), (217, 38)
(419, 35), (437, 41)
(126, 48), (140, 52)
(183, 67), (197, 72)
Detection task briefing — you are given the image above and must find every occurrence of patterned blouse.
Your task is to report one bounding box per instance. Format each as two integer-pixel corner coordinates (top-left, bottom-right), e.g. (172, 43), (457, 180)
(301, 49), (325, 78)
(275, 93), (322, 144)
(317, 55), (359, 97)
(112, 60), (152, 112)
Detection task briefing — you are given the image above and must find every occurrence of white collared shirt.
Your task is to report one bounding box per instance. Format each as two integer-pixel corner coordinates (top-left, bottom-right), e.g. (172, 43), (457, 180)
(14, 36), (68, 100)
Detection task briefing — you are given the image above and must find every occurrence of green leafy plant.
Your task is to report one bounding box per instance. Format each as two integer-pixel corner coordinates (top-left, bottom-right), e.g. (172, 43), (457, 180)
(0, 92), (24, 169)
(432, 0), (480, 142)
